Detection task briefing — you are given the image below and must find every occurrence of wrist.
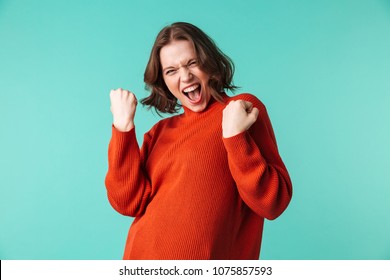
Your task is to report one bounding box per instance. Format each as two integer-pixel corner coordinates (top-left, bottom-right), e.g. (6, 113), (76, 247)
(223, 128), (242, 138)
(113, 120), (134, 132)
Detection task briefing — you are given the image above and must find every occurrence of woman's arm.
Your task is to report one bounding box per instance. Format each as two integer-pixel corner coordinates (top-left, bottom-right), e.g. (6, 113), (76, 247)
(105, 127), (153, 217)
(104, 89), (152, 217)
(222, 95), (292, 220)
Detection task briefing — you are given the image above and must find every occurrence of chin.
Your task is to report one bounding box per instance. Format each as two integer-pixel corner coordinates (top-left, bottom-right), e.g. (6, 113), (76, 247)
(191, 107), (205, 113)
(186, 101), (207, 112)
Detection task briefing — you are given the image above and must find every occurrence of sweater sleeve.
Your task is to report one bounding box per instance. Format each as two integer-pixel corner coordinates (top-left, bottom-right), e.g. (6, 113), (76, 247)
(104, 125), (153, 217)
(222, 97), (292, 220)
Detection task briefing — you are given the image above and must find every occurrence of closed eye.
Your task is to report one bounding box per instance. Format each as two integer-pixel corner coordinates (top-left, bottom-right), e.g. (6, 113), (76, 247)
(165, 69), (177, 75)
(188, 60), (197, 67)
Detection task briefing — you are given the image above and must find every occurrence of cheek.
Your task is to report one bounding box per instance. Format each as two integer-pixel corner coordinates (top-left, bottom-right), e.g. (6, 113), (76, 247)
(163, 77), (175, 91)
(165, 77), (177, 88)
(196, 70), (210, 84)
(164, 78), (181, 98)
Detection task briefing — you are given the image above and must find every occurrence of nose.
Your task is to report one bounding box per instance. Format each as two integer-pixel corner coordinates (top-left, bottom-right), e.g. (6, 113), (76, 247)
(179, 66), (192, 83)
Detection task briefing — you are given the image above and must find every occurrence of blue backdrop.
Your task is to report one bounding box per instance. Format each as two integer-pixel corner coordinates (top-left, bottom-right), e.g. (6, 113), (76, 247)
(1, 0), (389, 259)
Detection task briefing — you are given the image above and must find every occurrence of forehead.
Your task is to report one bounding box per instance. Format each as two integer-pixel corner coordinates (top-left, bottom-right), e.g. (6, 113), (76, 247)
(160, 40), (196, 67)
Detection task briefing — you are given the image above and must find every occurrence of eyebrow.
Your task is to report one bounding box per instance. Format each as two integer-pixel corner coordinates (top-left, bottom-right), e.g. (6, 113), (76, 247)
(162, 58), (196, 72)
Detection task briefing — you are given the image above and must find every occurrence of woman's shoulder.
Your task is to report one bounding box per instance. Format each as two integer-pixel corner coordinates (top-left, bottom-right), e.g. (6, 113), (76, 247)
(144, 113), (180, 136)
(228, 93), (266, 111)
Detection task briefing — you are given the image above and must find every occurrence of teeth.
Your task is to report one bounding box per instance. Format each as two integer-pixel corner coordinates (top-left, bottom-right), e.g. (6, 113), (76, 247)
(183, 84), (199, 93)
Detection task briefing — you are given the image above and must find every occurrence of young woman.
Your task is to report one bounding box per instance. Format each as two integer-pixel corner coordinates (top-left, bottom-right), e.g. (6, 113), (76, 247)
(105, 22), (292, 259)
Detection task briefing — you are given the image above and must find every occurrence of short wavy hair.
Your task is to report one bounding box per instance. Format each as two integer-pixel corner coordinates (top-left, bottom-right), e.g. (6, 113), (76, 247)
(141, 22), (238, 114)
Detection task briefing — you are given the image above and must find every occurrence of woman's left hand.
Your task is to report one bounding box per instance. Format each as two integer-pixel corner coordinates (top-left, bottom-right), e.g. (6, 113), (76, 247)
(222, 100), (259, 138)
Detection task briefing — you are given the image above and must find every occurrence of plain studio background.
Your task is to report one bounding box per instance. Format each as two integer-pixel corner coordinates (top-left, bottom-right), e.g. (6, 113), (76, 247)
(0, 0), (389, 259)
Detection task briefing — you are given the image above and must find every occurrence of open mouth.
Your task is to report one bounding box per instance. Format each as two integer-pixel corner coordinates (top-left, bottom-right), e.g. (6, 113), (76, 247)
(182, 83), (202, 103)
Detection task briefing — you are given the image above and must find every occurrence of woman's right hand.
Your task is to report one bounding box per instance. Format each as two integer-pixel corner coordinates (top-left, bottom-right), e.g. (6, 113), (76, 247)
(110, 88), (138, 132)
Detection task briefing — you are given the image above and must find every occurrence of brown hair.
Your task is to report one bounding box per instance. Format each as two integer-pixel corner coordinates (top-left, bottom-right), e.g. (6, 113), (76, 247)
(141, 22), (238, 114)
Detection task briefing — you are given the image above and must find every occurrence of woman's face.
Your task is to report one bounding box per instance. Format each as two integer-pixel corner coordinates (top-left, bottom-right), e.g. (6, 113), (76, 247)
(160, 40), (212, 113)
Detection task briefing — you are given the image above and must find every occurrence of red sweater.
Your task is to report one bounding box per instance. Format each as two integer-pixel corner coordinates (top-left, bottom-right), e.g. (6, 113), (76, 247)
(105, 93), (292, 259)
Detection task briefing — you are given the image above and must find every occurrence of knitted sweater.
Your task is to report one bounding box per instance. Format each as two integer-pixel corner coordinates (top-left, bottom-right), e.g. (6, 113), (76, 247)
(105, 93), (292, 259)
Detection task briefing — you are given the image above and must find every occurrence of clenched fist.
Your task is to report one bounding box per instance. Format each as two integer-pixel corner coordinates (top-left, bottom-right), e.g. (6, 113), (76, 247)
(222, 100), (259, 138)
(110, 88), (138, 132)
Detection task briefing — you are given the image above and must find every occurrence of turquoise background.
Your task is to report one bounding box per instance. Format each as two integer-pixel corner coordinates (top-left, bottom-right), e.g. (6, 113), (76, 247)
(1, 0), (389, 259)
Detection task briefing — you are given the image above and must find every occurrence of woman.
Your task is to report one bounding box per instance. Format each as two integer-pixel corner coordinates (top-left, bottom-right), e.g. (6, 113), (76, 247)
(105, 22), (292, 260)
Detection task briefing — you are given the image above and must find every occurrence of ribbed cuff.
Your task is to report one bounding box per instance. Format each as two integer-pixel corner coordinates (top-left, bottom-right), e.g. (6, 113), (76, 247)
(222, 131), (253, 154)
(111, 125), (137, 149)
